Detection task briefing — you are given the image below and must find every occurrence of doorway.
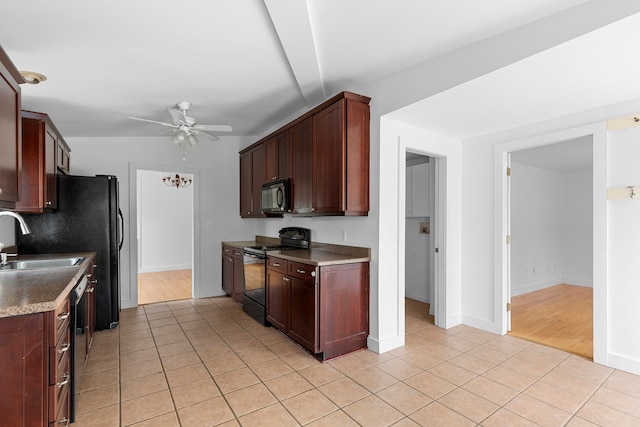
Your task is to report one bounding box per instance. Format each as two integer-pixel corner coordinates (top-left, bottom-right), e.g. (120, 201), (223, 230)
(507, 138), (593, 358)
(405, 152), (435, 324)
(494, 127), (607, 362)
(128, 162), (202, 308)
(136, 169), (194, 305)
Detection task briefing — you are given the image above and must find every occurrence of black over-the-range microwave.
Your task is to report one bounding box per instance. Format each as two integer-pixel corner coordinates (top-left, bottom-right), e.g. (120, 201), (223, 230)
(261, 178), (291, 214)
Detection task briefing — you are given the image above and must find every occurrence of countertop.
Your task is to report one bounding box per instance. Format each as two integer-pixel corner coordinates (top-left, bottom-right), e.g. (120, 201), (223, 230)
(0, 252), (96, 318)
(222, 237), (370, 266)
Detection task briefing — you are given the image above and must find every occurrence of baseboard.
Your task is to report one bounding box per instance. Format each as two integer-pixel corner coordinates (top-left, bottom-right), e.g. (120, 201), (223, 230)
(512, 279), (562, 296)
(405, 292), (429, 303)
(138, 264), (192, 274)
(606, 353), (640, 376)
(561, 277), (593, 288)
(367, 334), (405, 354)
(462, 314), (502, 335)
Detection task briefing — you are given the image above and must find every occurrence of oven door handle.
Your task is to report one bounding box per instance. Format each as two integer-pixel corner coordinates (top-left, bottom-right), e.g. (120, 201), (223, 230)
(244, 253), (265, 260)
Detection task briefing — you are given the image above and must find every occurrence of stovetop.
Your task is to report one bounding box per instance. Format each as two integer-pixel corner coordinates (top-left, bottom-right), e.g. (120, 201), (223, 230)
(244, 227), (311, 255)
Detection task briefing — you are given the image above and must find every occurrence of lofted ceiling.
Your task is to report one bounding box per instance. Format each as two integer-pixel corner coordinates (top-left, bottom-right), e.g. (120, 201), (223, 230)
(1, 0), (638, 143)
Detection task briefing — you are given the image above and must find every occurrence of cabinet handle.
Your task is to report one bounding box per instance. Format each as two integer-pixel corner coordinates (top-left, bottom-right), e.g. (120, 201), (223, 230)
(57, 372), (70, 388)
(311, 208), (316, 212)
(311, 271), (316, 277)
(86, 286), (95, 293)
(0, 188), (3, 195)
(228, 257), (233, 262)
(296, 269), (306, 274)
(46, 200), (52, 206)
(283, 277), (290, 282)
(58, 342), (71, 354)
(58, 417), (69, 426)
(57, 312), (70, 321)
(272, 262), (280, 267)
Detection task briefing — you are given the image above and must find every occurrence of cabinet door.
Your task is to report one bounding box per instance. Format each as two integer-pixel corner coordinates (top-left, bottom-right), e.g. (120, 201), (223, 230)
(290, 117), (313, 214)
(0, 52), (21, 209)
(44, 126), (57, 210)
(239, 152), (252, 217)
(222, 255), (234, 295)
(265, 131), (290, 182)
(266, 268), (289, 332)
(251, 144), (266, 215)
(313, 100), (345, 214)
(409, 162), (429, 217)
(265, 137), (278, 182)
(288, 276), (318, 352)
(0, 313), (46, 426)
(232, 255), (244, 301)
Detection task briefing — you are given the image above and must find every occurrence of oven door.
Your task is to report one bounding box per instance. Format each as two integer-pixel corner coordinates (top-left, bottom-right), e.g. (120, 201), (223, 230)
(242, 251), (268, 324)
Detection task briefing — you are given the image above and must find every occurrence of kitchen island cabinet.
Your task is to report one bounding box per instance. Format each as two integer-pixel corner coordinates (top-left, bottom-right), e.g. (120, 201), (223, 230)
(0, 45), (23, 210)
(0, 253), (96, 426)
(266, 255), (369, 360)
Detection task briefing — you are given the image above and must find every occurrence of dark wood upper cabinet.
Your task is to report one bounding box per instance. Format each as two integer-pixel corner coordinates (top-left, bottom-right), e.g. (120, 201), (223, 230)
(239, 144), (267, 218)
(0, 46), (22, 209)
(16, 111), (68, 213)
(240, 91), (370, 218)
(290, 117), (313, 214)
(266, 131), (290, 182)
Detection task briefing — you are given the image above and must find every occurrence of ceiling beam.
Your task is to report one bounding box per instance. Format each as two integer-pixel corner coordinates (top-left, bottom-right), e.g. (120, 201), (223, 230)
(263, 0), (325, 107)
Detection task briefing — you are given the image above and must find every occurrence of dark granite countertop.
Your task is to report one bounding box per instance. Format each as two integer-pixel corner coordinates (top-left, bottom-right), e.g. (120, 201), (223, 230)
(0, 252), (96, 318)
(222, 237), (370, 266)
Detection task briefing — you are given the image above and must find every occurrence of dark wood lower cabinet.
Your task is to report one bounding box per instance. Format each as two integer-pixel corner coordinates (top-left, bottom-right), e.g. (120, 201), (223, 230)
(222, 244), (244, 302)
(266, 256), (369, 360)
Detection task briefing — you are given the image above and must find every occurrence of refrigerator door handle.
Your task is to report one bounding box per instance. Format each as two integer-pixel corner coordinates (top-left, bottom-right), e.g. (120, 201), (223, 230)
(118, 208), (124, 250)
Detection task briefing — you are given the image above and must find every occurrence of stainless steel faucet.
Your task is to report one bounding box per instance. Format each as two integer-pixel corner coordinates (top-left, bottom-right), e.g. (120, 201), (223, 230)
(0, 211), (32, 235)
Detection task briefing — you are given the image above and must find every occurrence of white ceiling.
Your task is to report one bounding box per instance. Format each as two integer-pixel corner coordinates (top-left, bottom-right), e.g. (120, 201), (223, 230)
(1, 0), (638, 144)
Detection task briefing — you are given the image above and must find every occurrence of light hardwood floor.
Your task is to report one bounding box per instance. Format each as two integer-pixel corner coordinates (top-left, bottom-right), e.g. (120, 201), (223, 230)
(138, 269), (192, 305)
(509, 284), (593, 359)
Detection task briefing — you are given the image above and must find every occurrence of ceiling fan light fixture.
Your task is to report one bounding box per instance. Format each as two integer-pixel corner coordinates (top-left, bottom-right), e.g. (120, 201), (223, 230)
(171, 130), (187, 145)
(19, 70), (47, 84)
(187, 134), (199, 146)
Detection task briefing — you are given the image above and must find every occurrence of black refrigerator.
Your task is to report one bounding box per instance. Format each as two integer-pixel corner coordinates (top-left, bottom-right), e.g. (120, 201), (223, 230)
(18, 174), (122, 330)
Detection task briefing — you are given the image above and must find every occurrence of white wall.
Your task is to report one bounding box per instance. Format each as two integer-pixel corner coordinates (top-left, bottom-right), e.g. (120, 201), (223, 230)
(510, 163), (564, 295)
(137, 169), (193, 273)
(511, 163), (593, 296)
(607, 126), (640, 373)
(67, 135), (257, 308)
(561, 169), (593, 286)
(405, 218), (430, 302)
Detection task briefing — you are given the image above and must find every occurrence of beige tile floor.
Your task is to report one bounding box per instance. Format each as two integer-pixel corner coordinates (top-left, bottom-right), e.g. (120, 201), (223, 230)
(73, 297), (640, 426)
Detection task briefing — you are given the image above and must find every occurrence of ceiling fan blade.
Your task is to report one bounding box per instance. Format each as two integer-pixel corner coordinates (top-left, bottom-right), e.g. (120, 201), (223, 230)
(167, 107), (186, 125)
(192, 130), (220, 141)
(192, 124), (232, 132)
(128, 117), (177, 128)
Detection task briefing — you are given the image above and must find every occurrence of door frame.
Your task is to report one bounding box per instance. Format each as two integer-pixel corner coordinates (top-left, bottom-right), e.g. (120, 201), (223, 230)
(493, 123), (608, 364)
(399, 139), (447, 329)
(128, 162), (201, 306)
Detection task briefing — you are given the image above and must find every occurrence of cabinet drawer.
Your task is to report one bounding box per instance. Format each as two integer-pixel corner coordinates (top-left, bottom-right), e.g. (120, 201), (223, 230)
(232, 248), (243, 258)
(51, 298), (71, 344)
(50, 326), (71, 385)
(288, 261), (316, 282)
(222, 245), (233, 256)
(49, 387), (69, 427)
(48, 354), (70, 423)
(267, 257), (287, 274)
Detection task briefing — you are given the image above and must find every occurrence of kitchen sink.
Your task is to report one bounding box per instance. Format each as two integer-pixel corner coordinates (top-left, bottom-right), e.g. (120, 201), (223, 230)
(0, 256), (84, 271)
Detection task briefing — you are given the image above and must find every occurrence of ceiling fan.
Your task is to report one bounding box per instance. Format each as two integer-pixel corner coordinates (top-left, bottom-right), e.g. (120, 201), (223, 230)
(128, 101), (232, 146)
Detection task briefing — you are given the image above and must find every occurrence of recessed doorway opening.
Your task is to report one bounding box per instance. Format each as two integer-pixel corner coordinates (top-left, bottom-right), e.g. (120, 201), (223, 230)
(136, 169), (194, 305)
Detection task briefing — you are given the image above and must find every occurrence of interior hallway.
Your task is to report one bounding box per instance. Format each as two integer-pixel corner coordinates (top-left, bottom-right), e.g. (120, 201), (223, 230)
(72, 297), (640, 426)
